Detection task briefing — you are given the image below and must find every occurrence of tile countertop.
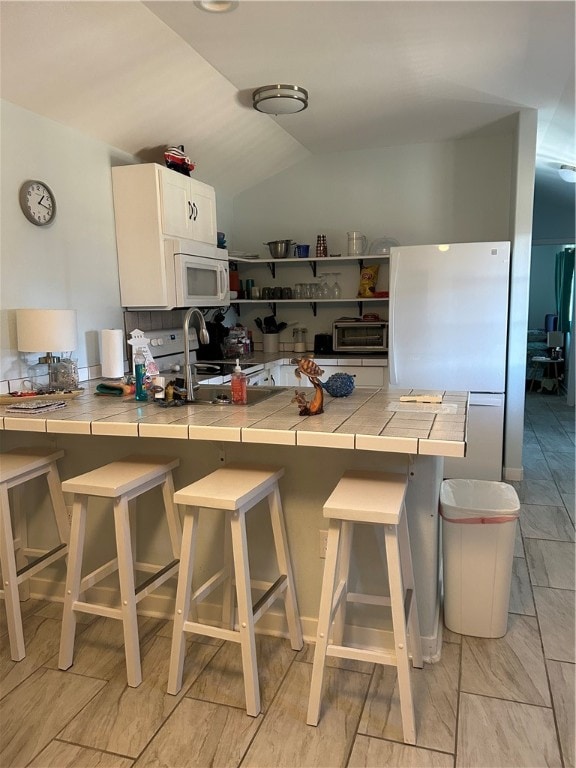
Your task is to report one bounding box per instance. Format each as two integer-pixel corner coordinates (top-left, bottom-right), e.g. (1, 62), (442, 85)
(0, 383), (467, 457)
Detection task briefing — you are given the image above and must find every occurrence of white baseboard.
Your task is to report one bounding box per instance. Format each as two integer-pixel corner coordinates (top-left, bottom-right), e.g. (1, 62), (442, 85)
(503, 466), (524, 481)
(28, 576), (443, 664)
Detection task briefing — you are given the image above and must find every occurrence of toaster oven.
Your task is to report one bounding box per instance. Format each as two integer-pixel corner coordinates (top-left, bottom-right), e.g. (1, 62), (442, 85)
(332, 321), (388, 353)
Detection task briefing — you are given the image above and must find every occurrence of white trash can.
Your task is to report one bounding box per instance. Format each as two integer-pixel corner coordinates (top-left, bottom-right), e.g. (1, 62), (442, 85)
(440, 479), (520, 638)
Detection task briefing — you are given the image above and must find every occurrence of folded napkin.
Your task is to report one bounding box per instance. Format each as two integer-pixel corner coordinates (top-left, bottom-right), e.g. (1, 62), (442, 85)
(96, 381), (134, 397)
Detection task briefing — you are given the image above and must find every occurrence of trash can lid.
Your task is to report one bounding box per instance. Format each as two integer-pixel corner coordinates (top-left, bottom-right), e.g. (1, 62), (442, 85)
(440, 479), (520, 520)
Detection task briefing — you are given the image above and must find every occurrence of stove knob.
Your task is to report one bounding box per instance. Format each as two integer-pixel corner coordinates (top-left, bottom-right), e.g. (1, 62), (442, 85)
(150, 338), (158, 347)
(171, 364), (181, 372)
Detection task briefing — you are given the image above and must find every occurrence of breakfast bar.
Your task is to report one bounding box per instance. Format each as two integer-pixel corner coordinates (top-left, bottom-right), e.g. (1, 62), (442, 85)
(0, 384), (467, 660)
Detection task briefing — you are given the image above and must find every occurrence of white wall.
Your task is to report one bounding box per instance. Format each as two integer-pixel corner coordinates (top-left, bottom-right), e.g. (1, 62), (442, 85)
(0, 100), (234, 389)
(231, 133), (514, 341)
(0, 101), (131, 385)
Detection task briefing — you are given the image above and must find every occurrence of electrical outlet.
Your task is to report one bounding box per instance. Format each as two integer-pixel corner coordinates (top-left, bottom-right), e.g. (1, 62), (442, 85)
(319, 529), (328, 558)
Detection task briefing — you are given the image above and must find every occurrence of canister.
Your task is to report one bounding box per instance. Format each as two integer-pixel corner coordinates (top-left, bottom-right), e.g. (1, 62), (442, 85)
(293, 327), (307, 353)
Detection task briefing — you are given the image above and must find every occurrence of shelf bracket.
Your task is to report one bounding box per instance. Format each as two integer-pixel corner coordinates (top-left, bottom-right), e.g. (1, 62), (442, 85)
(309, 262), (317, 277)
(266, 263), (276, 278)
(357, 301), (364, 315)
(311, 301), (317, 316)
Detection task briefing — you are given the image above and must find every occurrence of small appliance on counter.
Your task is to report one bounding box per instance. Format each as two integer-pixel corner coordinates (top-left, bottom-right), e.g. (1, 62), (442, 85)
(314, 333), (333, 355)
(332, 321), (388, 353)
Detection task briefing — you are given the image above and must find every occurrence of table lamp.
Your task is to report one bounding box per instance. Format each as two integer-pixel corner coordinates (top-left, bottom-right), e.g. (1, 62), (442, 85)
(16, 308), (78, 391)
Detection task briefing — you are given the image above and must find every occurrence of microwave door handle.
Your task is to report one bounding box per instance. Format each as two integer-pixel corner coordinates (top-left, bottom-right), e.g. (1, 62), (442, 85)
(218, 265), (225, 299)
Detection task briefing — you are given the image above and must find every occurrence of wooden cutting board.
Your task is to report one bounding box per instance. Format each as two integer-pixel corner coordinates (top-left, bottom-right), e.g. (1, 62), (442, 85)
(0, 390), (84, 405)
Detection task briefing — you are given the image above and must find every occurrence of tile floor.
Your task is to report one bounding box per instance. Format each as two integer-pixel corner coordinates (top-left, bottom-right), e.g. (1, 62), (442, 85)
(1, 392), (574, 767)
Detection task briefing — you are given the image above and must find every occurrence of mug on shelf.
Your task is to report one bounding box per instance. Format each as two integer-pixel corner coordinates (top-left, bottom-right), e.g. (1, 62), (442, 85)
(295, 244), (310, 258)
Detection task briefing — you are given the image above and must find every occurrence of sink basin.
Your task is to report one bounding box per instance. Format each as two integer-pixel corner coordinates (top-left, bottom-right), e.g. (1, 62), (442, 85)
(189, 385), (283, 406)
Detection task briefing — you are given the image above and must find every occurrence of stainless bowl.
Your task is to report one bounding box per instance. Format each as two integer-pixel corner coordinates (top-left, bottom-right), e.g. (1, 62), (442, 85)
(264, 240), (294, 259)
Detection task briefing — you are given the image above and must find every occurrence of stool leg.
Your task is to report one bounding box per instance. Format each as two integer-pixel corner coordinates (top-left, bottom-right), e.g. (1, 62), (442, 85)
(307, 518), (342, 726)
(113, 495), (141, 688)
(168, 505), (199, 695)
(221, 516), (235, 630)
(385, 522), (416, 745)
(46, 461), (70, 545)
(230, 508), (260, 717)
(13, 486), (30, 602)
(0, 484), (26, 661)
(332, 520), (353, 646)
(398, 506), (423, 668)
(59, 494), (87, 671)
(268, 484), (303, 650)
(161, 472), (182, 558)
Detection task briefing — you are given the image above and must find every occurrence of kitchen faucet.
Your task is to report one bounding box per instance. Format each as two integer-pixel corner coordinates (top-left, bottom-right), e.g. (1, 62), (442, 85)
(183, 307), (210, 402)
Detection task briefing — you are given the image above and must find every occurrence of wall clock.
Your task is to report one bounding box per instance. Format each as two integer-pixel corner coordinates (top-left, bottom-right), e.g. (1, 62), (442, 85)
(19, 180), (56, 226)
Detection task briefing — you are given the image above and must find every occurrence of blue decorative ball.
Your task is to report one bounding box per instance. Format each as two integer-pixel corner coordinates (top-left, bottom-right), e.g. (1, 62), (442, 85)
(322, 372), (355, 397)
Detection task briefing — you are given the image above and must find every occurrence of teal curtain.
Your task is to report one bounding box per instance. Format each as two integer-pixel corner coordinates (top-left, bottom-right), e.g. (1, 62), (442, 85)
(555, 247), (575, 333)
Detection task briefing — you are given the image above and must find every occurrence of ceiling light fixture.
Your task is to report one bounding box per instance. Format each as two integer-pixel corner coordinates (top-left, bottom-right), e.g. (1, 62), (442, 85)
(558, 164), (576, 183)
(194, 1), (238, 13)
(252, 84), (308, 115)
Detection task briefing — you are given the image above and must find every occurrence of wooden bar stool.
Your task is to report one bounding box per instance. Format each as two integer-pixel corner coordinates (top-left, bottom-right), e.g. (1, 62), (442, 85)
(168, 464), (303, 716)
(307, 470), (423, 744)
(58, 455), (181, 687)
(0, 447), (70, 661)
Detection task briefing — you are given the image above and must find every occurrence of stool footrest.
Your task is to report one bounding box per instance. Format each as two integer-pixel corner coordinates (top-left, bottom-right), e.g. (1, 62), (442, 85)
(192, 567), (227, 605)
(252, 575), (287, 623)
(16, 543), (67, 580)
(72, 600), (122, 621)
(80, 558), (119, 592)
(183, 620), (239, 644)
(327, 642), (397, 667)
(135, 559), (179, 600)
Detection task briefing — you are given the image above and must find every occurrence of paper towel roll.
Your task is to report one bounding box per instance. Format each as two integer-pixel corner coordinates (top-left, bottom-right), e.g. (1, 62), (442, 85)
(101, 329), (125, 378)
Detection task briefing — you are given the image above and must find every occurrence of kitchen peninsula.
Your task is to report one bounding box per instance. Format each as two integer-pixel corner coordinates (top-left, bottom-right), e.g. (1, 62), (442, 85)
(0, 384), (467, 660)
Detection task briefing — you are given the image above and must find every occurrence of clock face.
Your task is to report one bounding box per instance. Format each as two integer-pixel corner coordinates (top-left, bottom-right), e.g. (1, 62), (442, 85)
(19, 180), (56, 226)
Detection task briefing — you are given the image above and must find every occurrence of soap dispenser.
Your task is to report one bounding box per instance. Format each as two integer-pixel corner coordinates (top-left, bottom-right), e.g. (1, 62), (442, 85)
(231, 359), (247, 405)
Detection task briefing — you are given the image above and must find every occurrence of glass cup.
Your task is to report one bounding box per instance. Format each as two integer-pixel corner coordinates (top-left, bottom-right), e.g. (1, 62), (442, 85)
(261, 287), (272, 300)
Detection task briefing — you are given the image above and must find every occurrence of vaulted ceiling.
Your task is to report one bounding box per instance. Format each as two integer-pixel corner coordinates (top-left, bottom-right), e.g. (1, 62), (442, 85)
(1, 1), (574, 200)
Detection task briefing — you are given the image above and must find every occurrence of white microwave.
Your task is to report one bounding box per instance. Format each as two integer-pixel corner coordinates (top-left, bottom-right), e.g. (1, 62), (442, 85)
(174, 247), (229, 308)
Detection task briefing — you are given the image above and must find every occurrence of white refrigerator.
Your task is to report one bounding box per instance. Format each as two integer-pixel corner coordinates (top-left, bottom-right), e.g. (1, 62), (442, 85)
(389, 242), (511, 480)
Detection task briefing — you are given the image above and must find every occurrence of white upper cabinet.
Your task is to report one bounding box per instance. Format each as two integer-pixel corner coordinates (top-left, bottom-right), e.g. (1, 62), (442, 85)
(159, 166), (216, 244)
(112, 163), (217, 246)
(111, 163), (218, 308)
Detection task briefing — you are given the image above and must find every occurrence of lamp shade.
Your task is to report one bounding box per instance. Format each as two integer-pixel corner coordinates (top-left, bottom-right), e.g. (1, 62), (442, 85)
(17, 309), (77, 352)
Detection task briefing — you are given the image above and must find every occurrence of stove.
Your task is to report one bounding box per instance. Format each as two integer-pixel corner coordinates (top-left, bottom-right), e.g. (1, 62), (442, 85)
(145, 327), (199, 375)
(146, 328), (260, 378)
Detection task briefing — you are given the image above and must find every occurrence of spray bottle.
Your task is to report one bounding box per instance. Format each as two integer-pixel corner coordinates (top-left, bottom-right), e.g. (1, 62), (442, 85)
(231, 358), (247, 405)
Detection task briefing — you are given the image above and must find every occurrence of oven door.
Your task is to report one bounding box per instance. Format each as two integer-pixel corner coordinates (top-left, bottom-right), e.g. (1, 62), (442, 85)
(175, 253), (229, 307)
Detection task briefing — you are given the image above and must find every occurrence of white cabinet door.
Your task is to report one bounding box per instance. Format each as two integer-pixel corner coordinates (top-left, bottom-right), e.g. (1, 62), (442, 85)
(158, 167), (217, 244)
(159, 168), (192, 239)
(279, 365), (312, 387)
(323, 365), (384, 386)
(279, 363), (384, 387)
(189, 181), (217, 245)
